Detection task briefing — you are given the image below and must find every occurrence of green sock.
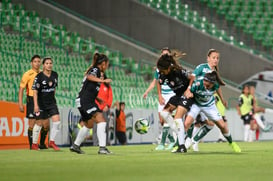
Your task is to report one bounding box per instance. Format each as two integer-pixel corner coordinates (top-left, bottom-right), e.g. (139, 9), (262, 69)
(187, 123), (194, 138)
(40, 127), (48, 145)
(28, 128), (33, 149)
(193, 125), (211, 142)
(160, 127), (169, 145)
(223, 132), (232, 144)
(167, 133), (175, 143)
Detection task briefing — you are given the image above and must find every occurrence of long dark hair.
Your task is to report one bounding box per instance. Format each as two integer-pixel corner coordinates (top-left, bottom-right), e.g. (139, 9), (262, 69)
(85, 53), (109, 75)
(157, 54), (183, 72)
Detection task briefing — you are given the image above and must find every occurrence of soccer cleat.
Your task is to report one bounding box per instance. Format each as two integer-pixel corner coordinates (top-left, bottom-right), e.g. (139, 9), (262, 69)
(155, 144), (165, 150)
(230, 142), (241, 153)
(166, 142), (176, 150)
(185, 137), (192, 149)
(171, 146), (178, 153)
(31, 144), (40, 151)
(49, 141), (60, 151)
(217, 138), (226, 143)
(174, 144), (187, 153)
(70, 144), (85, 154)
(39, 144), (48, 149)
(192, 142), (199, 152)
(98, 147), (112, 154)
(263, 125), (272, 132)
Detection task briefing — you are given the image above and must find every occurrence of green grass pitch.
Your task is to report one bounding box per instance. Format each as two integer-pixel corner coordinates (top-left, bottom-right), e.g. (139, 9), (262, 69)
(1, 141), (273, 181)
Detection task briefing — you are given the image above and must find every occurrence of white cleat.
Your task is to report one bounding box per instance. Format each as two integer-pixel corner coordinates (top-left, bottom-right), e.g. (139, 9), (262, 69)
(192, 141), (199, 152)
(185, 137), (192, 149)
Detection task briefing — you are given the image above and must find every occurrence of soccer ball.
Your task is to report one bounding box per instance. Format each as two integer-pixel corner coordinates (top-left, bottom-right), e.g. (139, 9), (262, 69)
(134, 118), (150, 134)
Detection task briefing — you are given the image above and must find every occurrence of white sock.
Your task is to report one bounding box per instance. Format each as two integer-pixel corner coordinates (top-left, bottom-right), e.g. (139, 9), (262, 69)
(174, 118), (185, 145)
(50, 121), (60, 141)
(192, 126), (200, 138)
(32, 124), (42, 144)
(254, 114), (265, 129)
(97, 122), (107, 147)
(265, 108), (273, 114)
(249, 130), (255, 142)
(160, 111), (173, 125)
(160, 111), (181, 143)
(74, 126), (90, 146)
(244, 125), (250, 142)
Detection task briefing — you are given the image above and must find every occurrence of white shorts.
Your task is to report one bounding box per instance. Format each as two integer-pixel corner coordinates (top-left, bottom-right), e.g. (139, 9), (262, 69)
(188, 103), (222, 122)
(158, 92), (175, 112)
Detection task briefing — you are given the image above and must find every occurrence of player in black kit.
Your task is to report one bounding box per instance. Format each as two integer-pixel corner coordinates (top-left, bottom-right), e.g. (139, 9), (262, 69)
(157, 53), (195, 153)
(70, 53), (112, 154)
(32, 57), (61, 151)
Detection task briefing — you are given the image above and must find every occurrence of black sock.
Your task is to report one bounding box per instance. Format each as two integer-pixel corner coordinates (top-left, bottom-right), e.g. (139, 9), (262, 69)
(28, 128), (33, 149)
(40, 127), (48, 145)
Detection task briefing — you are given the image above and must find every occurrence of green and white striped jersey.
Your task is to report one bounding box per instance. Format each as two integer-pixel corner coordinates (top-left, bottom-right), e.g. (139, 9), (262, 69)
(191, 79), (219, 107)
(193, 63), (214, 80)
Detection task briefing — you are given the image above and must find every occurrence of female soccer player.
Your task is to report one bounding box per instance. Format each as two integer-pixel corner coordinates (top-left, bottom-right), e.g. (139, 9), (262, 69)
(32, 57), (60, 151)
(157, 53), (194, 153)
(186, 71), (241, 152)
(185, 49), (227, 151)
(143, 47), (176, 151)
(70, 53), (112, 154)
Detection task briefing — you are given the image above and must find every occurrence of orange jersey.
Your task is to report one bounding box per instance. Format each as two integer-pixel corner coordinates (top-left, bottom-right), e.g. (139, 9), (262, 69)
(116, 110), (126, 132)
(95, 83), (113, 110)
(19, 69), (40, 96)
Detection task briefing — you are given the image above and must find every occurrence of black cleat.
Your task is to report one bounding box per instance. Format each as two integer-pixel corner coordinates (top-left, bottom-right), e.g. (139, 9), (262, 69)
(174, 144), (187, 153)
(39, 144), (48, 149)
(70, 144), (85, 154)
(98, 147), (112, 154)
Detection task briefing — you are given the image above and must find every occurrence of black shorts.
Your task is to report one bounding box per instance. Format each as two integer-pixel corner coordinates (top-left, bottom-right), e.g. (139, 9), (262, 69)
(167, 95), (194, 111)
(116, 131), (126, 144)
(241, 113), (252, 125)
(26, 96), (35, 119)
(78, 103), (102, 122)
(36, 104), (59, 120)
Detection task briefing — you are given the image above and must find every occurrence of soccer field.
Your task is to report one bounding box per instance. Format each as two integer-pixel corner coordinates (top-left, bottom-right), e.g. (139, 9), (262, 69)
(1, 141), (273, 181)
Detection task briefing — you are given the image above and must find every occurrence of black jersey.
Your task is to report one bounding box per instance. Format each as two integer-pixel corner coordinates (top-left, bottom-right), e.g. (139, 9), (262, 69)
(158, 69), (190, 97)
(77, 67), (101, 107)
(32, 71), (58, 108)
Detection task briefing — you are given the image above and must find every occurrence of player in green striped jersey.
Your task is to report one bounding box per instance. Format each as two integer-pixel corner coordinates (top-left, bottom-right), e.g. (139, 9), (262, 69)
(186, 71), (241, 152)
(185, 49), (227, 151)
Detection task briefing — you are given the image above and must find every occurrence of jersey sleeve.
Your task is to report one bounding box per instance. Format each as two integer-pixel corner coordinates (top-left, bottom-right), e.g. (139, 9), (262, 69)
(193, 64), (202, 77)
(55, 72), (58, 87)
(19, 72), (28, 88)
(32, 75), (40, 91)
(154, 70), (159, 80)
(190, 81), (198, 93)
(88, 67), (100, 78)
(181, 69), (191, 79)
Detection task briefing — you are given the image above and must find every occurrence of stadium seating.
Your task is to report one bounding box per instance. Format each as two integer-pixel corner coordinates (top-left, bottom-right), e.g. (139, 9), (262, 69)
(138, 0), (273, 59)
(0, 1), (158, 109)
(199, 0), (273, 54)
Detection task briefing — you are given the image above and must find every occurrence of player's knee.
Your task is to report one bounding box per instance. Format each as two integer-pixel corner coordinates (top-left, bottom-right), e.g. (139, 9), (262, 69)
(160, 111), (170, 121)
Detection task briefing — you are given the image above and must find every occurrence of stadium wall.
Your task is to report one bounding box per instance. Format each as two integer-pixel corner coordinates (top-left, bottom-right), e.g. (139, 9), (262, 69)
(38, 0), (273, 83)
(1, 101), (273, 149)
